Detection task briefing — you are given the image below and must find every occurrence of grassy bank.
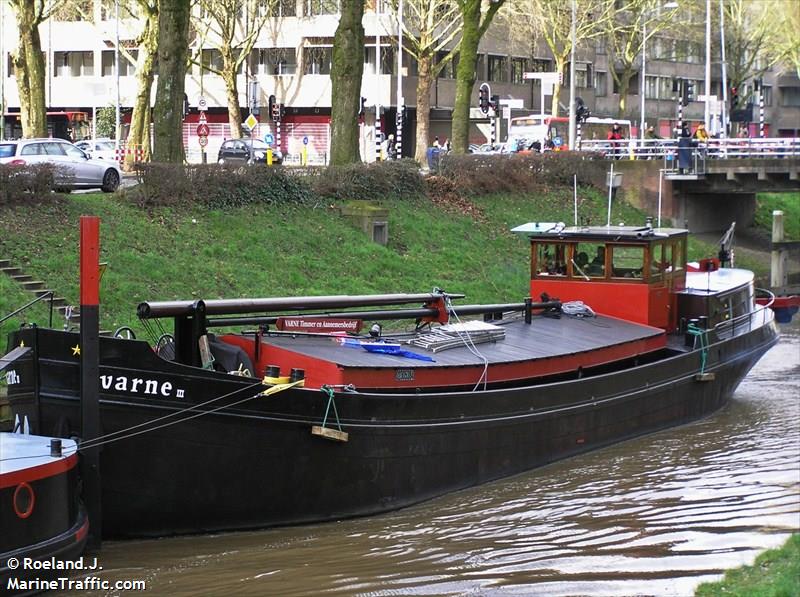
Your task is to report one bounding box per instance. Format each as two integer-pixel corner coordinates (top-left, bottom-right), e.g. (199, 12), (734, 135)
(0, 185), (769, 340)
(754, 192), (800, 241)
(695, 534), (800, 597)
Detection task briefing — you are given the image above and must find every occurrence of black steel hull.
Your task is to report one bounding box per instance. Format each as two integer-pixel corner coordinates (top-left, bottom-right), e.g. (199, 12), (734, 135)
(6, 315), (779, 538)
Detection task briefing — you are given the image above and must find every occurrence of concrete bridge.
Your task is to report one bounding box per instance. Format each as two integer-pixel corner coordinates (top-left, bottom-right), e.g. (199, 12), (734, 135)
(606, 144), (799, 233)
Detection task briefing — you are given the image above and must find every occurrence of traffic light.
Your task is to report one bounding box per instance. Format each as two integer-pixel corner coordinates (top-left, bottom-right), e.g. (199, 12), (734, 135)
(576, 97), (591, 122)
(478, 83), (490, 115)
(731, 87), (739, 109)
(268, 95), (276, 119)
(359, 96), (367, 116)
(681, 80), (694, 106)
(490, 94), (500, 112)
(279, 104), (286, 119)
(182, 93), (189, 120)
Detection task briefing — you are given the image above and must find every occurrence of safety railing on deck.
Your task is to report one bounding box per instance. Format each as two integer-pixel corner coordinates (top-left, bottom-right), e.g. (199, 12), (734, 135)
(712, 302), (773, 341)
(577, 137), (800, 161)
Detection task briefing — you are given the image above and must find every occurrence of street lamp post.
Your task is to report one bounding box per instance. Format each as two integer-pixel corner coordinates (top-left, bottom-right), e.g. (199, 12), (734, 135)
(0, 0), (5, 140)
(704, 0), (711, 130)
(115, 0), (120, 147)
(718, 0), (728, 138)
(567, 0), (576, 150)
(640, 2), (678, 140)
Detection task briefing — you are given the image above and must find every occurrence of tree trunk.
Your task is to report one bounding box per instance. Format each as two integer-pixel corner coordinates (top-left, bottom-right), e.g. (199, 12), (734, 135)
(616, 74), (631, 119)
(329, 0), (365, 165)
(12, 2), (47, 138)
(451, 0), (481, 154)
(414, 53), (434, 164)
(221, 54), (243, 139)
(152, 0), (191, 163)
(126, 11), (158, 165)
(550, 56), (566, 117)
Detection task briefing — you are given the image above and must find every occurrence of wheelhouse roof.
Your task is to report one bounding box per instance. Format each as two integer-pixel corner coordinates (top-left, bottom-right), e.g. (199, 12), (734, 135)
(511, 222), (688, 243)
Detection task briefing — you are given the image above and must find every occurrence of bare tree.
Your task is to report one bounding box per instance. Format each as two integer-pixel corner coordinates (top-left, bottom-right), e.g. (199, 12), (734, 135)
(393, 0), (461, 163)
(194, 0), (273, 139)
(450, 0), (506, 153)
(712, 0), (776, 93)
(153, 0), (191, 163)
(506, 0), (609, 117)
(763, 0), (800, 78)
(605, 0), (678, 118)
(9, 0), (65, 138)
(329, 0), (365, 165)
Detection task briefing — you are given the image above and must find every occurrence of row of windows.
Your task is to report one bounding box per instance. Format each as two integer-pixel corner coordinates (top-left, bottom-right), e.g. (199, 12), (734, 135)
(84, 0), (394, 21)
(5, 50), (797, 108)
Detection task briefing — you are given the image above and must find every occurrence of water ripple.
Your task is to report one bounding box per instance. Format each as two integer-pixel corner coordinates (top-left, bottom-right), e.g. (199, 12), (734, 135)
(58, 324), (800, 597)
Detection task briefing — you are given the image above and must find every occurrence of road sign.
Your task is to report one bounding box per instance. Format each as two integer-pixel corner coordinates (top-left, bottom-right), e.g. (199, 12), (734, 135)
(244, 113), (259, 131)
(198, 96), (207, 110)
(198, 111), (207, 124)
(499, 99), (524, 109)
(198, 136), (208, 148)
(196, 123), (210, 137)
(264, 133), (274, 145)
(303, 136), (309, 145)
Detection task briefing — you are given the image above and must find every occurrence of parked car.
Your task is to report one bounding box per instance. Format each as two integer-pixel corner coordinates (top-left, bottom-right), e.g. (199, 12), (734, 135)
(217, 139), (283, 165)
(0, 138), (122, 192)
(74, 138), (118, 162)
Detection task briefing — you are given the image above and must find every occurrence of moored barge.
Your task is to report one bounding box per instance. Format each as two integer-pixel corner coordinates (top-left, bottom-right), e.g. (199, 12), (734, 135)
(2, 220), (778, 537)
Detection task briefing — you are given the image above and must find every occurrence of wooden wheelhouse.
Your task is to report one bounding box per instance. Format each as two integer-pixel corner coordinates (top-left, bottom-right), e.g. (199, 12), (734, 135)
(512, 222), (689, 331)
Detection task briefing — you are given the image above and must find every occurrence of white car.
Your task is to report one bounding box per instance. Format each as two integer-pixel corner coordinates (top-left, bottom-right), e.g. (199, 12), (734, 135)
(0, 138), (122, 193)
(74, 138), (118, 162)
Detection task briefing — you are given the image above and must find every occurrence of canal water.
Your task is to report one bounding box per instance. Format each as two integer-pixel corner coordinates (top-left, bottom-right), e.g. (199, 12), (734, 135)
(61, 322), (799, 597)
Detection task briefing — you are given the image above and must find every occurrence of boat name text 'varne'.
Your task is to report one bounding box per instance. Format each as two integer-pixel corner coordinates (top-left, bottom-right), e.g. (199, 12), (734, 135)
(100, 375), (185, 398)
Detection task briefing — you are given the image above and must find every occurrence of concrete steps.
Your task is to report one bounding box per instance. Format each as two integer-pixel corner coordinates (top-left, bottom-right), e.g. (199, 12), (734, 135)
(1, 259), (81, 328)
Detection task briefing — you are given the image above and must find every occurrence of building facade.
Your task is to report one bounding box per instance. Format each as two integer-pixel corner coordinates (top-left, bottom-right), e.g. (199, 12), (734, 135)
(1, 0), (797, 161)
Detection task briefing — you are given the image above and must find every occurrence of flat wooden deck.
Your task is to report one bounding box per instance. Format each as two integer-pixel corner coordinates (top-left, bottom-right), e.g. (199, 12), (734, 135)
(260, 313), (665, 369)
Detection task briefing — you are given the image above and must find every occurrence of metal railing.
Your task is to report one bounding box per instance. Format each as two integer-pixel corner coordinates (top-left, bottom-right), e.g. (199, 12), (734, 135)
(0, 291), (54, 329)
(577, 137), (800, 161)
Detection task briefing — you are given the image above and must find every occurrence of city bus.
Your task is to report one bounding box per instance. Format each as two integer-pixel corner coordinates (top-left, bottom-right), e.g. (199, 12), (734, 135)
(508, 115), (632, 152)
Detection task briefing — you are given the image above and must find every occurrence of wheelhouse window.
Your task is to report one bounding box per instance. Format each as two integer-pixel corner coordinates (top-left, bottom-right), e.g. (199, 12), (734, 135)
(610, 245), (645, 279)
(533, 243), (567, 277)
(573, 243), (606, 278)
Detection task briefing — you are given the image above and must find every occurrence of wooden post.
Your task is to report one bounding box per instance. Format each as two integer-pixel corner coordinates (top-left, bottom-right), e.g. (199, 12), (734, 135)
(771, 210), (787, 289)
(80, 215), (102, 548)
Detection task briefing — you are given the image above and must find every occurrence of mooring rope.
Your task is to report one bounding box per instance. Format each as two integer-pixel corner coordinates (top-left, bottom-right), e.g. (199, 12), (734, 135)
(686, 323), (709, 374)
(319, 385), (344, 432)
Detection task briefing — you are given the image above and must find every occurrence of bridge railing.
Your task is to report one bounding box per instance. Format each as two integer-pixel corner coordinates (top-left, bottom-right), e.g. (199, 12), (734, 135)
(577, 137), (800, 161)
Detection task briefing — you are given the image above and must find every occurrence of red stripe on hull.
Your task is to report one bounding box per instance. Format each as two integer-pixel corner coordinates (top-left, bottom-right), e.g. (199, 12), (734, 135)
(253, 334), (666, 390)
(0, 453), (79, 489)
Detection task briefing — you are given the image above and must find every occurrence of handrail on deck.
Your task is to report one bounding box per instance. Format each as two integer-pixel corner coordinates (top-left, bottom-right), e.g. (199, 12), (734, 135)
(0, 291), (55, 329)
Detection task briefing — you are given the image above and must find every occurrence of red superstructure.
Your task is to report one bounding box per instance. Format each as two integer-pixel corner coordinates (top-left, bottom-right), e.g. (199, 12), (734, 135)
(512, 222), (689, 331)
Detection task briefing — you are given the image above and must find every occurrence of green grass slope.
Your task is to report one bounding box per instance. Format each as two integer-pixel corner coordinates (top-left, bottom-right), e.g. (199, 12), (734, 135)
(0, 187), (762, 340)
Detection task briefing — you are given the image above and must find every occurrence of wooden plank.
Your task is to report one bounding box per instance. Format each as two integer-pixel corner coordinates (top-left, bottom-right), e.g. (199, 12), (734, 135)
(311, 426), (349, 442)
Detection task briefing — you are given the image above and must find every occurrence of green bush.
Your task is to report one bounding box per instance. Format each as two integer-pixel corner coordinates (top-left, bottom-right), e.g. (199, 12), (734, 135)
(0, 163), (59, 205)
(309, 159), (425, 201)
(438, 152), (606, 196)
(127, 163), (314, 208)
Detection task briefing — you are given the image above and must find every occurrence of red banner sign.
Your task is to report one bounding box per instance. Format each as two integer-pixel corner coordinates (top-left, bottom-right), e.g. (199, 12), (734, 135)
(276, 318), (363, 333)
